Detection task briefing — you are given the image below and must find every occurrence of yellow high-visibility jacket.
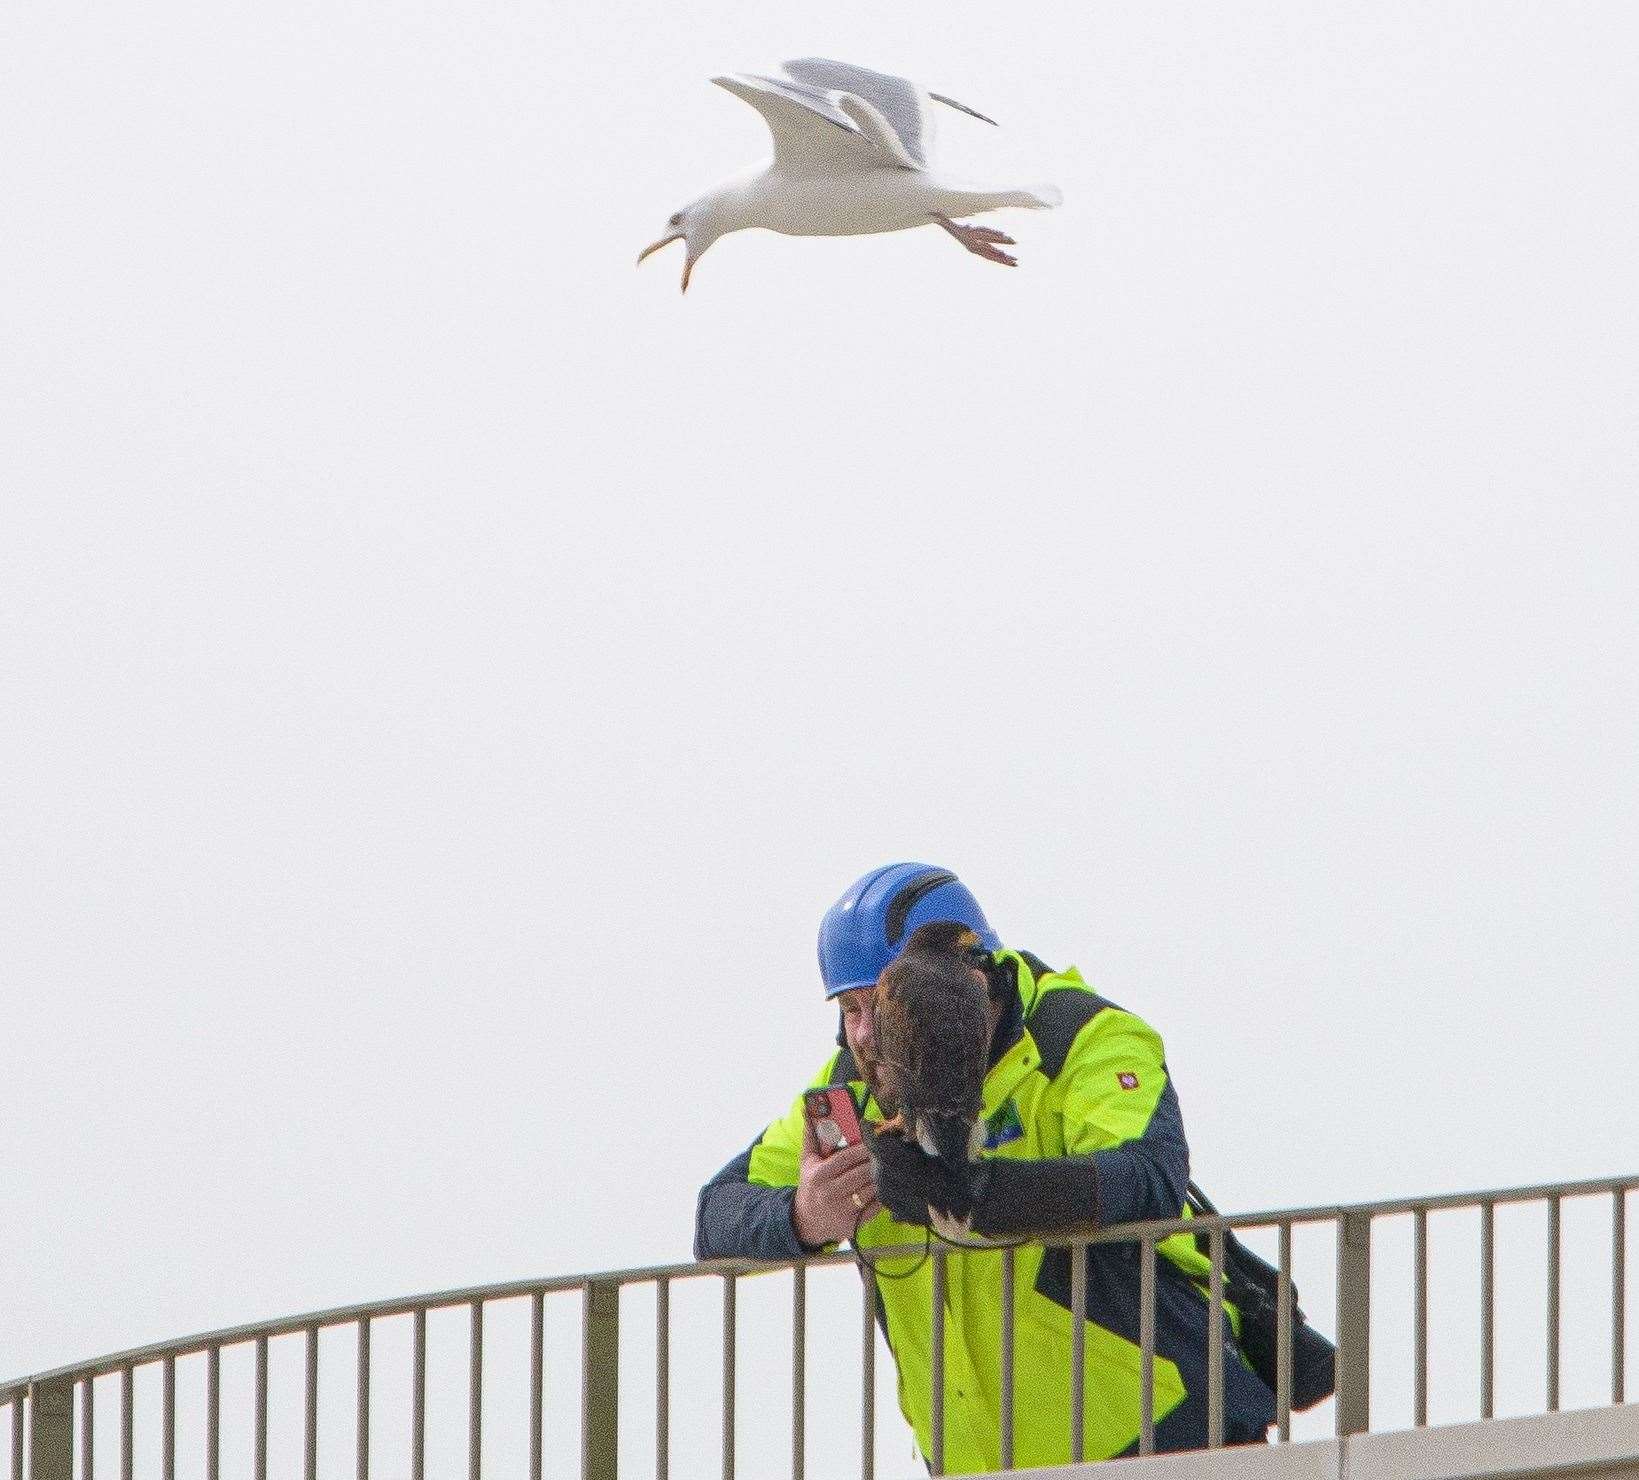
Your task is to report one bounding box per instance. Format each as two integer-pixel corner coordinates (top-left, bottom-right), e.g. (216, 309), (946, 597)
(696, 951), (1275, 1470)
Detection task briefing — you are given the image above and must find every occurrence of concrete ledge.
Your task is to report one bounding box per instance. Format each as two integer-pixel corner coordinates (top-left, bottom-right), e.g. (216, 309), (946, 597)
(1001, 1403), (1639, 1480)
(1005, 1436), (1336, 1480)
(1349, 1404), (1639, 1480)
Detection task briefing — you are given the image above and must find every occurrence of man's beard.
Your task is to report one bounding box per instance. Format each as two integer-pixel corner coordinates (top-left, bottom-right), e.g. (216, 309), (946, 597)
(857, 1050), (900, 1114)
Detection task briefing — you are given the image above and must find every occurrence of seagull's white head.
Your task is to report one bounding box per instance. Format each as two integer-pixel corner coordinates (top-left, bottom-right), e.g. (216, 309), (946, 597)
(636, 192), (738, 294)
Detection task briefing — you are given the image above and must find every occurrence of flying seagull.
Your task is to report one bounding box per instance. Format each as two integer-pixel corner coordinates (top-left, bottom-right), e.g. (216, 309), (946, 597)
(638, 58), (1063, 292)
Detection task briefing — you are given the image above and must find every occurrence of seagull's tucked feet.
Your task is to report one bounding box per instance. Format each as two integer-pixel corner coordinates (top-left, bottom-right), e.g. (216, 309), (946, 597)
(930, 212), (1018, 267)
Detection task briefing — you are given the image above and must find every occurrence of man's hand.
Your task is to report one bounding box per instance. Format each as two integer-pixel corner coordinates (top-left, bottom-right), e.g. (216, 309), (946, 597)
(870, 1131), (978, 1226)
(792, 1117), (881, 1247)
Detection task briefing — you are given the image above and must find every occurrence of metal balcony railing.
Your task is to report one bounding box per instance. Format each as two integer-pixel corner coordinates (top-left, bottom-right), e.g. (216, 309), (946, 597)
(3, 1171), (1633, 1479)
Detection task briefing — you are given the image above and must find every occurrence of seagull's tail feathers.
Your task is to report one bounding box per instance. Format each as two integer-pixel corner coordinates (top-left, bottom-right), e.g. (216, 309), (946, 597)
(973, 183), (1063, 211)
(1016, 183), (1063, 209)
(937, 183), (1064, 217)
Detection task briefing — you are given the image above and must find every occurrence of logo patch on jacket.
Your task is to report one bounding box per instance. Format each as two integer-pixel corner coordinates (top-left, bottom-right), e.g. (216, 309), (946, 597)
(1117, 1072), (1140, 1091)
(984, 1100), (1025, 1149)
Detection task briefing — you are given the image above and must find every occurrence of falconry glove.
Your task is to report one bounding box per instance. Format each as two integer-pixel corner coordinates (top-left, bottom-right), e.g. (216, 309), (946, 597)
(870, 1131), (979, 1226)
(968, 1155), (1100, 1239)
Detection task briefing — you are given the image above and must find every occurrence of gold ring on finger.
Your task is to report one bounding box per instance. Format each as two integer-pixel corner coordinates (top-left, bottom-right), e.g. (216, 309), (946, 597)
(850, 1191), (864, 1210)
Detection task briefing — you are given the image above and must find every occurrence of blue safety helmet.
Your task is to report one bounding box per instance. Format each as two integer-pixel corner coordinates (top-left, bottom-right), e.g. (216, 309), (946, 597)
(817, 862), (1001, 999)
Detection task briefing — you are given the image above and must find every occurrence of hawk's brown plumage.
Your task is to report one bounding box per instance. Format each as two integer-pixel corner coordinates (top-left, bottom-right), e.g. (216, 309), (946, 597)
(871, 921), (991, 1172)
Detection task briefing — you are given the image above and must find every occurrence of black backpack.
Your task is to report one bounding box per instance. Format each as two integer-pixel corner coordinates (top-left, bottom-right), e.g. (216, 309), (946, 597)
(1185, 1181), (1336, 1411)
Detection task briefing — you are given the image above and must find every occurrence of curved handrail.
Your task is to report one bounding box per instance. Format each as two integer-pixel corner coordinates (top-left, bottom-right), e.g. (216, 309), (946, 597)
(5, 1168), (1633, 1401)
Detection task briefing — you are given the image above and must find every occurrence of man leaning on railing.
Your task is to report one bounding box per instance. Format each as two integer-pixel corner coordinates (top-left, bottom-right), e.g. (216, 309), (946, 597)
(695, 863), (1276, 1472)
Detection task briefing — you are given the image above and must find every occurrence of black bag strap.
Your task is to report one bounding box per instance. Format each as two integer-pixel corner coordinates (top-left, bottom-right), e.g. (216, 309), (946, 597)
(1186, 1181), (1256, 1271)
(1186, 1180), (1221, 1218)
(1187, 1181), (1304, 1311)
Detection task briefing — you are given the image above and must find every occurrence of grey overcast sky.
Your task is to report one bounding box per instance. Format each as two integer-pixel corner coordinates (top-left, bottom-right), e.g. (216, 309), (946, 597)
(4, 0), (1637, 1471)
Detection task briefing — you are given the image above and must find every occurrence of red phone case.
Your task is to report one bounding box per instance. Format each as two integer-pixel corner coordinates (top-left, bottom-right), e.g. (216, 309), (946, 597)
(804, 1087), (864, 1156)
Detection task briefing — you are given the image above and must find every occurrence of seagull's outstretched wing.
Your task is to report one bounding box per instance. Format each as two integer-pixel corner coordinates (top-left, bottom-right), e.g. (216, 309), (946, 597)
(711, 73), (888, 176)
(781, 58), (997, 171)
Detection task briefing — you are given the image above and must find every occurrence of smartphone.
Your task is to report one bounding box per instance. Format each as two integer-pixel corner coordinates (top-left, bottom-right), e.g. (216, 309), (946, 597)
(803, 1087), (865, 1157)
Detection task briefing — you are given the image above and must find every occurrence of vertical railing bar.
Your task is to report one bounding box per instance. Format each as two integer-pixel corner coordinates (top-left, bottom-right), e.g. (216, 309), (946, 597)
(80, 1376), (94, 1480)
(254, 1337), (269, 1480)
(1413, 1208), (1428, 1428)
(163, 1355), (177, 1480)
(35, 1386), (66, 1480)
(356, 1317), (371, 1480)
(791, 1264), (805, 1480)
(11, 1396), (22, 1480)
(1481, 1201), (1495, 1420)
(304, 1327), (318, 1480)
(1140, 1235), (1157, 1456)
(655, 1279), (670, 1480)
(530, 1292), (544, 1480)
(207, 1345), (221, 1480)
(1547, 1195), (1561, 1412)
(411, 1310), (426, 1480)
(581, 1283), (594, 1480)
(120, 1367), (133, 1480)
(32, 1377), (72, 1480)
(721, 1274), (736, 1480)
(1615, 1188), (1628, 1405)
(1276, 1222), (1292, 1443)
(1000, 1247), (1016, 1470)
(468, 1301), (484, 1480)
(1336, 1212), (1372, 1436)
(931, 1249), (947, 1476)
(1069, 1240), (1086, 1464)
(860, 1265), (876, 1480)
(1207, 1227), (1226, 1448)
(581, 1281), (619, 1480)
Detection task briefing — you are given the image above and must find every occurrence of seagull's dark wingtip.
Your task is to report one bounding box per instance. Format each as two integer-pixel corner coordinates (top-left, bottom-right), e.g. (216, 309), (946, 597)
(929, 91), (999, 127)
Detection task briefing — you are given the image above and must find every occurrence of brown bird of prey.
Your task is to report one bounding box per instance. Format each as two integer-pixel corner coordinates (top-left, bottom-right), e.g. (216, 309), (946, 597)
(871, 921), (992, 1181)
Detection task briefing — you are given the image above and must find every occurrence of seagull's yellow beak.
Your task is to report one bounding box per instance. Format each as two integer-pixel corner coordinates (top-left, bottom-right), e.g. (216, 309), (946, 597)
(636, 231), (697, 294)
(636, 230), (682, 267)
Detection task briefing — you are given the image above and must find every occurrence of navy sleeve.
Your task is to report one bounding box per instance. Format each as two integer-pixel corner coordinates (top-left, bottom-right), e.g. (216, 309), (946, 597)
(1088, 1075), (1190, 1225)
(693, 1141), (809, 1261)
(1053, 1008), (1191, 1227)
